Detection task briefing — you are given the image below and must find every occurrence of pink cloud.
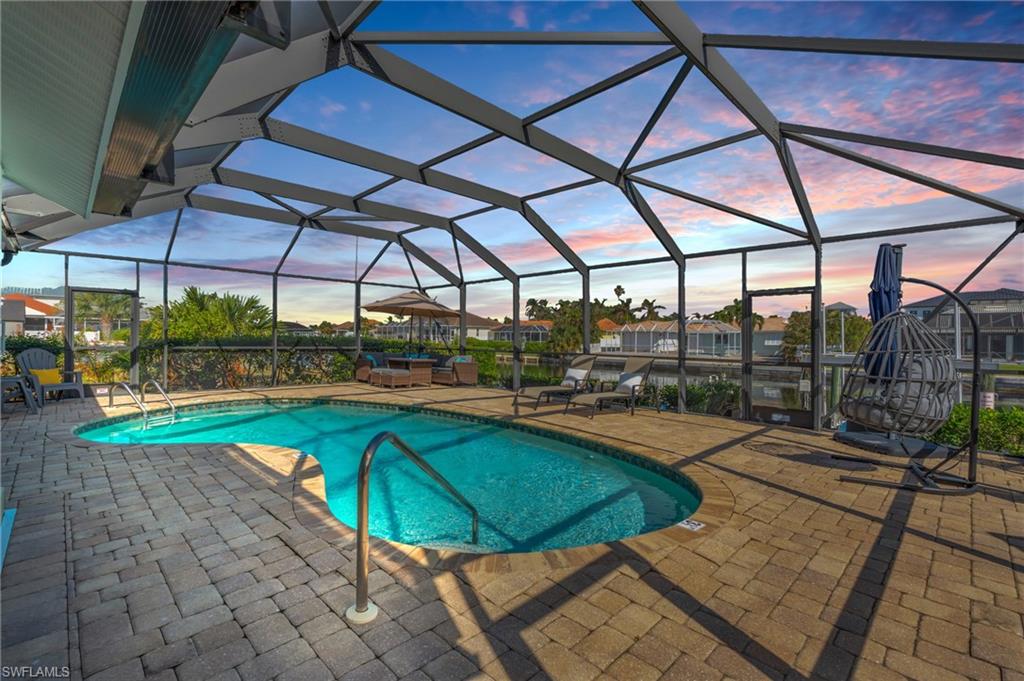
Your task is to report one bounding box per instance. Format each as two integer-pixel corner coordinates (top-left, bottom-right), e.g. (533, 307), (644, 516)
(862, 62), (906, 81)
(998, 91), (1024, 106)
(520, 85), (565, 107)
(964, 10), (994, 27)
(508, 3), (529, 29)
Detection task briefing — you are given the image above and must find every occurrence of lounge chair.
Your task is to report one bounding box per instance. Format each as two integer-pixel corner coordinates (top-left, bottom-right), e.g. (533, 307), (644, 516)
(16, 348), (85, 406)
(564, 356), (656, 418)
(514, 355), (595, 409)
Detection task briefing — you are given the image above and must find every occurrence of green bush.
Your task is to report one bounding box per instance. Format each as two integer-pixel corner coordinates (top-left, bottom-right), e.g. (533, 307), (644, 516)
(635, 380), (741, 415)
(933, 404), (1024, 456)
(2, 334), (65, 375)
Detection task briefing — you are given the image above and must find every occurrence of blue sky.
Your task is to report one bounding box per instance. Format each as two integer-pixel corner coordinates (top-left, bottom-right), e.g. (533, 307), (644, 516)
(6, 1), (1022, 324)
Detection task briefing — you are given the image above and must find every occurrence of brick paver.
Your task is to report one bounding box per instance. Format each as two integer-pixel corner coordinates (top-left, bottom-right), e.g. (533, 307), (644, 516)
(2, 383), (1021, 680)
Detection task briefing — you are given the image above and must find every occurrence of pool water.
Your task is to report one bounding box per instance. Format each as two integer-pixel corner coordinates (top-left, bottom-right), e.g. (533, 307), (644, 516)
(78, 402), (701, 553)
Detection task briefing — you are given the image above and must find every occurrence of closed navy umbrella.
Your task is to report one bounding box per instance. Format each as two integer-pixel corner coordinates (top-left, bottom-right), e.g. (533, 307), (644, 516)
(865, 244), (902, 378)
(868, 243), (901, 323)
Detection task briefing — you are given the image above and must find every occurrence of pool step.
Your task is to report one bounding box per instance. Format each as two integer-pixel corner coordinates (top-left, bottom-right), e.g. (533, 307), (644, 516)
(419, 541), (490, 554)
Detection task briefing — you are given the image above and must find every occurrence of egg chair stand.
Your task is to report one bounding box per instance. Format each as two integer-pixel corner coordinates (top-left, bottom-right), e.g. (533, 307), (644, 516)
(832, 277), (980, 495)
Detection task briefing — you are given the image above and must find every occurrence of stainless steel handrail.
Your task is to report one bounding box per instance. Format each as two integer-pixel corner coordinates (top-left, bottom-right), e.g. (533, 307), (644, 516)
(346, 431), (479, 623)
(140, 379), (176, 417)
(108, 383), (148, 420)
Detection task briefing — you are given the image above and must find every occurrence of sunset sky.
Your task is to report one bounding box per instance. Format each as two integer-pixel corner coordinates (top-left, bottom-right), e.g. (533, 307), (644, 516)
(5, 1), (1022, 325)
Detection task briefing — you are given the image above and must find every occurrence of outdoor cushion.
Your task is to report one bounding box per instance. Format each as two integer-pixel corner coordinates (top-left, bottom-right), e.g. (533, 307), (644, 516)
(30, 368), (62, 385)
(615, 372), (644, 394)
(372, 368), (410, 376)
(366, 355), (378, 367)
(454, 355), (472, 362)
(561, 367), (588, 388)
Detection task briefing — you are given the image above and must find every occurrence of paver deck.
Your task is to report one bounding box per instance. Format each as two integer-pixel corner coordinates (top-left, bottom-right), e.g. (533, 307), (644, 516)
(2, 382), (1021, 681)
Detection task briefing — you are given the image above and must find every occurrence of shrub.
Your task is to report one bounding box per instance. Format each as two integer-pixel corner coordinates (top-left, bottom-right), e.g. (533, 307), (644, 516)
(933, 404), (1024, 457)
(643, 380), (740, 415)
(2, 334), (65, 375)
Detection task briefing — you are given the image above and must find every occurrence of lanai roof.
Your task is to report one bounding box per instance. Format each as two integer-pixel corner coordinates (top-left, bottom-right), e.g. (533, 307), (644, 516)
(1, 1), (1021, 292)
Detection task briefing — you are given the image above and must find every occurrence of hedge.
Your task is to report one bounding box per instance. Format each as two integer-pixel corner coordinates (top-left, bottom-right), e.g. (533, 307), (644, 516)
(933, 404), (1024, 457)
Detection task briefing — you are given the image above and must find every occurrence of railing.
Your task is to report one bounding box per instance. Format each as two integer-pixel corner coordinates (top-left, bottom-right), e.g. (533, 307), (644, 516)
(346, 431), (479, 624)
(107, 382), (149, 422)
(141, 379), (176, 421)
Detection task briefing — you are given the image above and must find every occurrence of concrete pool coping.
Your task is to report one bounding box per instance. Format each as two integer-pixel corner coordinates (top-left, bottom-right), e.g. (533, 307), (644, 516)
(60, 391), (736, 574)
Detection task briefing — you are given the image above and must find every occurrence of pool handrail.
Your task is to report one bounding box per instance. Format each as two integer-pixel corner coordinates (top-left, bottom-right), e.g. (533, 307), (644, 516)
(347, 430), (479, 623)
(140, 379), (176, 418)
(108, 383), (149, 423)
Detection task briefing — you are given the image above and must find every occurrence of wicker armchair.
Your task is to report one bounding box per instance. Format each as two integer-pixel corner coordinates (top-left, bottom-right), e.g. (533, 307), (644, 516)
(431, 356), (478, 386)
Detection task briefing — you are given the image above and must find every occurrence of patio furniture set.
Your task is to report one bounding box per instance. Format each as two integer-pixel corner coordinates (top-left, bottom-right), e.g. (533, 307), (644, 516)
(355, 352), (479, 388)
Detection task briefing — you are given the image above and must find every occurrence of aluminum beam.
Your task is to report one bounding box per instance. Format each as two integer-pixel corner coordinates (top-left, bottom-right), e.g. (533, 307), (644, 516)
(820, 215), (1018, 244)
(263, 118), (586, 270)
(790, 133), (1024, 219)
(635, 1), (780, 142)
(349, 43), (621, 183)
(520, 203), (586, 274)
(22, 191), (189, 243)
(264, 119), (518, 208)
(449, 222), (517, 282)
(626, 131), (760, 175)
(188, 192), (462, 286)
(619, 60), (694, 176)
(630, 177), (809, 239)
(523, 48), (681, 125)
(779, 123), (1024, 170)
(923, 226), (1021, 324)
(621, 179), (685, 263)
(634, 1), (823, 242)
(188, 192), (303, 226)
(704, 34), (1024, 63)
(777, 138), (821, 244)
(350, 31), (674, 45)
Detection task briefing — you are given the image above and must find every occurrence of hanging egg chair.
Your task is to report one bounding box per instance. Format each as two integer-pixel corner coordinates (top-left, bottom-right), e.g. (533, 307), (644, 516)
(838, 310), (959, 437)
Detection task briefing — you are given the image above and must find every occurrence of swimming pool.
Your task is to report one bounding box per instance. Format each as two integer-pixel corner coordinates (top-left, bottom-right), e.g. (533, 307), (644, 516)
(78, 401), (701, 553)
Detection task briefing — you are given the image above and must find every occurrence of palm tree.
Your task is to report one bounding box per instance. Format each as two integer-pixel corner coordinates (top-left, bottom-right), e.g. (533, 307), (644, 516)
(525, 298), (552, 320)
(217, 292), (271, 335)
(75, 292), (131, 340)
(610, 285), (635, 324)
(707, 298), (763, 329)
(634, 298), (665, 321)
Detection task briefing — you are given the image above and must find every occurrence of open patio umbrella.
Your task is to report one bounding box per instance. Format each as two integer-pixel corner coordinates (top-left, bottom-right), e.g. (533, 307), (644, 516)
(362, 290), (458, 351)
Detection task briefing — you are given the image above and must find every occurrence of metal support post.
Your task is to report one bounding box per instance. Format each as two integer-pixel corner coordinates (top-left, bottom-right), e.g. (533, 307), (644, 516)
(271, 274), (279, 386)
(677, 260), (686, 413)
(162, 264), (169, 387)
(740, 253), (750, 420)
(130, 262), (140, 386)
(811, 245), (824, 431)
(512, 279), (521, 393)
(581, 270), (591, 354)
(64, 256), (73, 375)
(459, 284), (467, 354)
(354, 282), (362, 356)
